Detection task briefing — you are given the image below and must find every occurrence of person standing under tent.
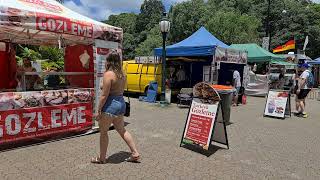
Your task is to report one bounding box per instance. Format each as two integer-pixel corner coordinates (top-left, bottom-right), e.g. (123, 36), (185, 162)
(18, 57), (40, 91)
(253, 63), (257, 73)
(92, 51), (140, 164)
(278, 69), (285, 89)
(291, 69), (299, 94)
(168, 65), (176, 89)
(295, 63), (313, 118)
(232, 70), (241, 106)
(176, 65), (186, 88)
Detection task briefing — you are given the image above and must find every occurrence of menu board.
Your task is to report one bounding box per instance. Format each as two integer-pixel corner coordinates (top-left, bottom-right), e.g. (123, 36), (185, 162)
(181, 82), (221, 150)
(264, 90), (289, 118)
(182, 99), (218, 150)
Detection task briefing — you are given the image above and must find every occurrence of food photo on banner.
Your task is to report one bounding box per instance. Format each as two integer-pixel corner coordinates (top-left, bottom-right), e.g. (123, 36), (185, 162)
(264, 90), (289, 119)
(180, 82), (221, 151)
(0, 89), (94, 150)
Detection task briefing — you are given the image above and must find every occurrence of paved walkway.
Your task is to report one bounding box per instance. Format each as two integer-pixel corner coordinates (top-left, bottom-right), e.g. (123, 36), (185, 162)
(1, 97), (320, 180)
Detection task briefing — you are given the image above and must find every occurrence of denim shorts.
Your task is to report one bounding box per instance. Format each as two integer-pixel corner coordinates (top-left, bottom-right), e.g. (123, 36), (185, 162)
(102, 96), (126, 117)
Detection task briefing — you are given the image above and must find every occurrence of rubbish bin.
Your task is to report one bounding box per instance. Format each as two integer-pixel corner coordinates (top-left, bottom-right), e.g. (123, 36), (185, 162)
(212, 85), (235, 123)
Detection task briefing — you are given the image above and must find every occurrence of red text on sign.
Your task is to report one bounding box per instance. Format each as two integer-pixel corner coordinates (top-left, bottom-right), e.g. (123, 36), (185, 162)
(0, 103), (92, 143)
(36, 13), (93, 38)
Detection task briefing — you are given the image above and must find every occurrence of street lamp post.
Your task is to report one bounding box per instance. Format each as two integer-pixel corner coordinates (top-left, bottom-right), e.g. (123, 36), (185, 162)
(159, 12), (170, 104)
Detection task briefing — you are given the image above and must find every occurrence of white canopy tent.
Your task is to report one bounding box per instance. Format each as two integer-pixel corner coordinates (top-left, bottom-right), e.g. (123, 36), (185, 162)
(0, 0), (123, 46)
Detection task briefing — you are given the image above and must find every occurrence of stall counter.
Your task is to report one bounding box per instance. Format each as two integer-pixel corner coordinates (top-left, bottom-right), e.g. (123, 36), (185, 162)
(0, 88), (94, 148)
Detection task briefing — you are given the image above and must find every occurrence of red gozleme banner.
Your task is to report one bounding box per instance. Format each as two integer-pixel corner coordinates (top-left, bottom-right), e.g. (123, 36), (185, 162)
(36, 13), (94, 38)
(0, 89), (93, 146)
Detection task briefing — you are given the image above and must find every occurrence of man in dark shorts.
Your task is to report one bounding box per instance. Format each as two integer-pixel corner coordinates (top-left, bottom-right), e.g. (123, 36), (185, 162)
(295, 63), (312, 118)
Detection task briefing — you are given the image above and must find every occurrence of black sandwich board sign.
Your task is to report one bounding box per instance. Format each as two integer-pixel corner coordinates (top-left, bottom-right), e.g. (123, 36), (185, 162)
(180, 82), (229, 152)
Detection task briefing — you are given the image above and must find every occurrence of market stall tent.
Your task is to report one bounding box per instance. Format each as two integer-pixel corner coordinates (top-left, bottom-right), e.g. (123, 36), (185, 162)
(0, 0), (123, 46)
(307, 57), (320, 65)
(0, 0), (123, 89)
(307, 57), (320, 87)
(270, 60), (296, 66)
(230, 43), (285, 63)
(154, 27), (229, 57)
(0, 0), (123, 150)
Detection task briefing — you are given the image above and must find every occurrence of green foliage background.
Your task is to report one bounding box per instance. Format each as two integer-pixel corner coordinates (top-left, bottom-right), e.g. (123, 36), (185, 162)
(105, 0), (320, 59)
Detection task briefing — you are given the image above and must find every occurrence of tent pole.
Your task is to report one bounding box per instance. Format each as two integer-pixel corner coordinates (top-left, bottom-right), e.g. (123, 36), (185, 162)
(190, 62), (193, 87)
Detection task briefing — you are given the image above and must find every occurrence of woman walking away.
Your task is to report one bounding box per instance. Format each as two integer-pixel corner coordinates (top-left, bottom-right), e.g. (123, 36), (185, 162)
(92, 51), (140, 164)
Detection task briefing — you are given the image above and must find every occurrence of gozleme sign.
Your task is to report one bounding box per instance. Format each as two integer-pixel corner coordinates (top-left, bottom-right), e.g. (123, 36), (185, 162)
(36, 13), (94, 38)
(0, 89), (94, 147)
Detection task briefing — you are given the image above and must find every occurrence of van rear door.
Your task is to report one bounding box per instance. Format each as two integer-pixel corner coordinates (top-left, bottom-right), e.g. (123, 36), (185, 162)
(125, 63), (142, 93)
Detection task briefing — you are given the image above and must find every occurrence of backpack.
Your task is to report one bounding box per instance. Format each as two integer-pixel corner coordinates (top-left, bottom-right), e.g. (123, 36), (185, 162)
(307, 70), (314, 88)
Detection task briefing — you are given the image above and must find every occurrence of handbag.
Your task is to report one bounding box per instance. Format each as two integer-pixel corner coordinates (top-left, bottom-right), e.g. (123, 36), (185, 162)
(124, 99), (130, 117)
(124, 78), (130, 117)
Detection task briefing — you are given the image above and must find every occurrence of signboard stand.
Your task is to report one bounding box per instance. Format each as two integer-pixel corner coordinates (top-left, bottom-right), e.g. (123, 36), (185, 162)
(180, 82), (229, 155)
(263, 90), (291, 119)
(211, 105), (229, 149)
(180, 98), (229, 153)
(285, 94), (291, 117)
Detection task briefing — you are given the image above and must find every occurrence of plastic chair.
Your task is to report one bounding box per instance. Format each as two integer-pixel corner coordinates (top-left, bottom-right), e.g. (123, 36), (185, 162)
(139, 81), (158, 103)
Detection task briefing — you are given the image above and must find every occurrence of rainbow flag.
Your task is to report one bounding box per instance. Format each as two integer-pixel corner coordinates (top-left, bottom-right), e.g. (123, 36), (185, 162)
(273, 40), (295, 53)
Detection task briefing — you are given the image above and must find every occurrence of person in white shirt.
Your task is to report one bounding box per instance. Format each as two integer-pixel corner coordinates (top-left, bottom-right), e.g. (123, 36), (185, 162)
(176, 66), (186, 88)
(253, 63), (257, 72)
(176, 66), (186, 82)
(295, 63), (312, 118)
(232, 70), (241, 106)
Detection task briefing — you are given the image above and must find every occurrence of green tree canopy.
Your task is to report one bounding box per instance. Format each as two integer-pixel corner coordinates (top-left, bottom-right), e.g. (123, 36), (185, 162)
(205, 11), (261, 44)
(135, 25), (162, 56)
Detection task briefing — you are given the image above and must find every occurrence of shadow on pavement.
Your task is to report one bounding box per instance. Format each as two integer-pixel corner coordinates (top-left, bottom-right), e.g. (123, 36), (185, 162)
(177, 105), (191, 109)
(0, 122), (130, 152)
(181, 144), (222, 157)
(225, 122), (234, 126)
(107, 151), (131, 164)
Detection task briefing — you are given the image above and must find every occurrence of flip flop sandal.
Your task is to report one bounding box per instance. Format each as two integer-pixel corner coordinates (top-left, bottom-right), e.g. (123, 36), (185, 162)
(125, 155), (141, 163)
(91, 157), (107, 164)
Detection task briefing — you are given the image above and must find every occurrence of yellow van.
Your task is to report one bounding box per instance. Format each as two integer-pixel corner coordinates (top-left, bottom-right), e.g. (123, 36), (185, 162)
(123, 60), (162, 94)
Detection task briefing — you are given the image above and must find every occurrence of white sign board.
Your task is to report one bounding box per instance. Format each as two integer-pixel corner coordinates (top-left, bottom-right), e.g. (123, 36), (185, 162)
(94, 40), (121, 114)
(264, 90), (289, 118)
(262, 37), (270, 50)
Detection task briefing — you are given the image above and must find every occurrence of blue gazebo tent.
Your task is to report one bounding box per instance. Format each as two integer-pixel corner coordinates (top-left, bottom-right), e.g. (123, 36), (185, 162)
(307, 57), (320, 65)
(154, 27), (229, 57)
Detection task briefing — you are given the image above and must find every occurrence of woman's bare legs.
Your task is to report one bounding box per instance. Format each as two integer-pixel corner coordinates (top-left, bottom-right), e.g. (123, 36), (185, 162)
(98, 114), (113, 161)
(113, 116), (140, 157)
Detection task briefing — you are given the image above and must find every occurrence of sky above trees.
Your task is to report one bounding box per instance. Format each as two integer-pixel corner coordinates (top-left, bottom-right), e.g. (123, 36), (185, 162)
(64, 0), (320, 20)
(64, 0), (186, 20)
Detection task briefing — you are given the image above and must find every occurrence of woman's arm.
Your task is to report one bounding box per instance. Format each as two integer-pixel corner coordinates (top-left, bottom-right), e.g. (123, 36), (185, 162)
(98, 72), (112, 114)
